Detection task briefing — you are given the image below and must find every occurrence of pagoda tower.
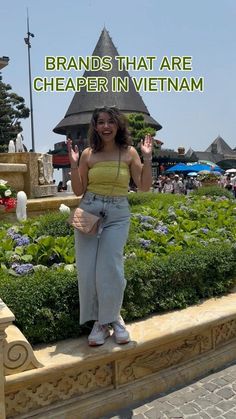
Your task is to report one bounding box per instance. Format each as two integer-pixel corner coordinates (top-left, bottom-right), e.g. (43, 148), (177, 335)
(52, 28), (162, 172)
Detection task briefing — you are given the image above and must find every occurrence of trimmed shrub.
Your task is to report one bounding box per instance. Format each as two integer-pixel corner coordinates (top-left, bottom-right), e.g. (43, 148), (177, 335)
(122, 242), (236, 319)
(0, 269), (80, 344)
(128, 191), (184, 207)
(24, 211), (73, 237)
(193, 185), (234, 199)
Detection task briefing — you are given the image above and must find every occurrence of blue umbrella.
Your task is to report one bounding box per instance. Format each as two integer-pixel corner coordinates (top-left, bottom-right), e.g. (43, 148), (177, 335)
(188, 164), (212, 172)
(212, 166), (224, 173)
(165, 163), (189, 173)
(198, 160), (224, 172)
(188, 164), (223, 173)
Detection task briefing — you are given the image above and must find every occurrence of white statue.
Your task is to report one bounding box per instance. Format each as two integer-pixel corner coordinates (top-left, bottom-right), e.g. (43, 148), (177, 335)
(8, 140), (15, 153)
(66, 180), (73, 193)
(16, 191), (27, 221)
(15, 133), (24, 152)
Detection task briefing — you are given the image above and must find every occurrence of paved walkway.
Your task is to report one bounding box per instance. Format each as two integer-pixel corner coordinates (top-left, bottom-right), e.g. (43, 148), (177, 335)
(104, 360), (236, 419)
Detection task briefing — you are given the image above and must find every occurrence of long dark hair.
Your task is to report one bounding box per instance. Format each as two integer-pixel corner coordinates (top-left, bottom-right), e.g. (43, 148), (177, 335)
(88, 106), (131, 152)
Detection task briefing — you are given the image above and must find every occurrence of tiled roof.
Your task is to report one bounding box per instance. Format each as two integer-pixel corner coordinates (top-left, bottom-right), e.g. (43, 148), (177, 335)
(205, 135), (234, 154)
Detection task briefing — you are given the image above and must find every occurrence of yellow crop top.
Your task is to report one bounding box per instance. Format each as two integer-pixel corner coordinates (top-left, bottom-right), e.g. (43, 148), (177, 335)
(87, 161), (130, 196)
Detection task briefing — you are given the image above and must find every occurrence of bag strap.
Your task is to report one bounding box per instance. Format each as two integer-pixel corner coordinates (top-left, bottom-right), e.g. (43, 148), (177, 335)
(109, 148), (121, 196)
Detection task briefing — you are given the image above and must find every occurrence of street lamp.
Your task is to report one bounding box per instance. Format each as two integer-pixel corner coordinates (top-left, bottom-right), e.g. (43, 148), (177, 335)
(24, 10), (35, 152)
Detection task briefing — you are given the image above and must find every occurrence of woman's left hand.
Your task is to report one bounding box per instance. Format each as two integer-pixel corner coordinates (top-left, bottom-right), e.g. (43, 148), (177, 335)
(140, 134), (153, 158)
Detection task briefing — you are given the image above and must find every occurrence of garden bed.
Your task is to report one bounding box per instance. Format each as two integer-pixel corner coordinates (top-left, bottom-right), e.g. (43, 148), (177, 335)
(0, 188), (236, 345)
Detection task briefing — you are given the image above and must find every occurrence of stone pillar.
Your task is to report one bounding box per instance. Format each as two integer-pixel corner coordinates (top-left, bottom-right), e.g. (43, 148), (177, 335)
(0, 300), (15, 419)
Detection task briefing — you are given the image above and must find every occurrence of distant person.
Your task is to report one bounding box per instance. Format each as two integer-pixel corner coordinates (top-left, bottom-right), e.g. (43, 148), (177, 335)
(162, 177), (173, 193)
(225, 175), (232, 191)
(173, 175), (184, 194)
(57, 181), (64, 192)
(231, 175), (236, 198)
(186, 177), (195, 195)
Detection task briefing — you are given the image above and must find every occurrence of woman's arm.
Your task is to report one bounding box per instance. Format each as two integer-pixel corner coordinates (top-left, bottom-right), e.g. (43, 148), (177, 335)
(67, 140), (89, 196)
(129, 135), (153, 192)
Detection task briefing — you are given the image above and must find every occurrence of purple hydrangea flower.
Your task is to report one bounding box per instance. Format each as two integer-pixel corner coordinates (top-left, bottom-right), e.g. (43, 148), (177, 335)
(7, 228), (30, 246)
(201, 228), (209, 234)
(7, 228), (21, 240)
(139, 238), (151, 248)
(15, 236), (30, 246)
(11, 263), (34, 275)
(154, 225), (169, 235)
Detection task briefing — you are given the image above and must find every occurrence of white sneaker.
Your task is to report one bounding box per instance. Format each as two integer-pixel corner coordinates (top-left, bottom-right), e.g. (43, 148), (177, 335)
(112, 316), (130, 344)
(88, 321), (110, 346)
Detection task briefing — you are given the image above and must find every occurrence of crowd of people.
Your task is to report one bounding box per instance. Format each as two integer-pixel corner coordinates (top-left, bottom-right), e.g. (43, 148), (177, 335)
(151, 174), (200, 195)
(219, 173), (236, 197)
(148, 172), (236, 197)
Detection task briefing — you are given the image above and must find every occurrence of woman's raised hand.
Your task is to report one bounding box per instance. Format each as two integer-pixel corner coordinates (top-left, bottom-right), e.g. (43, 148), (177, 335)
(67, 139), (79, 168)
(140, 134), (153, 159)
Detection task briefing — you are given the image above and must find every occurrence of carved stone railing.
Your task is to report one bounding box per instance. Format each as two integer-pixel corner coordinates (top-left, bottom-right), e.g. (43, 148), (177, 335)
(1, 293), (236, 418)
(3, 325), (43, 376)
(0, 299), (43, 419)
(0, 299), (15, 419)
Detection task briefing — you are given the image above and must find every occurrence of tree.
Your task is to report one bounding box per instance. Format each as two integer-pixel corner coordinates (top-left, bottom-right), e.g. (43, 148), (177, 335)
(0, 73), (30, 152)
(127, 113), (159, 158)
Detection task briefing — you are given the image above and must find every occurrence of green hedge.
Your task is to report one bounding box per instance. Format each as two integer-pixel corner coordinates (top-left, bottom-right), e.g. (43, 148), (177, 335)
(0, 242), (235, 344)
(127, 191), (184, 207)
(23, 211), (73, 237)
(192, 185), (234, 199)
(0, 270), (80, 343)
(123, 243), (236, 319)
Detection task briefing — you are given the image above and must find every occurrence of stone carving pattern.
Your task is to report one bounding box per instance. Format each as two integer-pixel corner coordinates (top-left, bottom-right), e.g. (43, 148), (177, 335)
(3, 340), (43, 375)
(5, 364), (113, 416)
(118, 333), (211, 385)
(38, 154), (54, 185)
(214, 319), (236, 347)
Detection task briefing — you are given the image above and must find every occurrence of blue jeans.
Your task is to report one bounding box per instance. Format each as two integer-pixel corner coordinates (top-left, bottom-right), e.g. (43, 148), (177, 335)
(74, 191), (130, 325)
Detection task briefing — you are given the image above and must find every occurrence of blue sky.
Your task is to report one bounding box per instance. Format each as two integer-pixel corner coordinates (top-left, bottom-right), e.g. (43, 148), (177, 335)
(1, 0), (236, 157)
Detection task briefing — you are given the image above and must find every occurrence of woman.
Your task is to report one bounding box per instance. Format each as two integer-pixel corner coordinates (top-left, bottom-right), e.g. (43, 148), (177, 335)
(67, 106), (153, 346)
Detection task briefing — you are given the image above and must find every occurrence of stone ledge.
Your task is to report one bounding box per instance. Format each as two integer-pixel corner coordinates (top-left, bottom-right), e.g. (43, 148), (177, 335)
(0, 195), (81, 221)
(27, 194), (81, 212)
(32, 185), (58, 198)
(0, 164), (27, 173)
(0, 300), (15, 327)
(4, 292), (236, 418)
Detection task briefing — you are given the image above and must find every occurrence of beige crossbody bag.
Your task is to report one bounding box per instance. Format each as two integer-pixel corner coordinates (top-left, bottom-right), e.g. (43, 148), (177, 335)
(69, 150), (121, 235)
